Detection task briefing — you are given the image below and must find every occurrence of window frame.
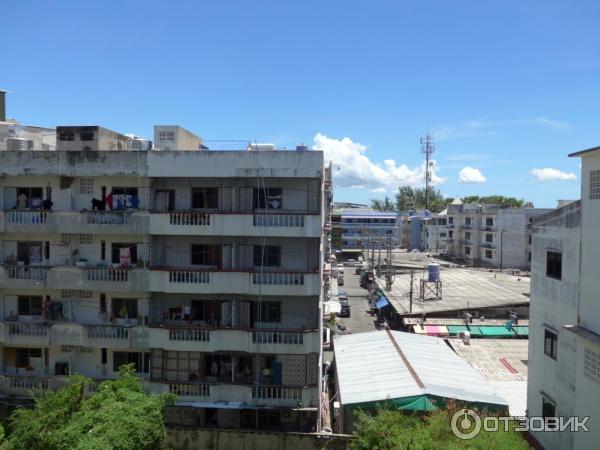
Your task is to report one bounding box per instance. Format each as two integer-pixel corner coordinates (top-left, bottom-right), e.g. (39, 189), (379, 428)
(190, 244), (221, 267)
(546, 251), (562, 280)
(17, 295), (43, 316)
(544, 329), (558, 360)
(541, 396), (556, 419)
(253, 245), (281, 268)
(253, 187), (283, 210)
(191, 187), (219, 210)
(112, 298), (138, 319)
(111, 243), (138, 265)
(113, 351), (149, 373)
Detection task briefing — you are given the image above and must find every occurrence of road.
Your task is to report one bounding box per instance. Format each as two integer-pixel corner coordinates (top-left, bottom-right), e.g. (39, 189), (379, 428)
(335, 265), (379, 335)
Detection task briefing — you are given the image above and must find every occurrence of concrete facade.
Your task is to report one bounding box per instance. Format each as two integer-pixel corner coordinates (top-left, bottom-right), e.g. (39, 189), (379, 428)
(0, 144), (325, 432)
(335, 210), (398, 251)
(423, 203), (552, 270)
(527, 146), (600, 450)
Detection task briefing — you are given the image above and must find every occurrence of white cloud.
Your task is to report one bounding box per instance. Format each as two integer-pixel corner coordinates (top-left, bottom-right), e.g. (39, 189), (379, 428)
(458, 166), (487, 183)
(314, 133), (443, 192)
(530, 168), (577, 181)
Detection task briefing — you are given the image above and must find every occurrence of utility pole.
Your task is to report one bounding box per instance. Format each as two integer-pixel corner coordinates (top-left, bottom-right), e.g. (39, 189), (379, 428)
(409, 269), (414, 313)
(420, 134), (435, 211)
(500, 230), (504, 271)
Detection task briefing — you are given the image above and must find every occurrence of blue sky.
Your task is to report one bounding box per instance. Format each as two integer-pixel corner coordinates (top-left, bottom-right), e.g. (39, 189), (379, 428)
(3, 0), (598, 207)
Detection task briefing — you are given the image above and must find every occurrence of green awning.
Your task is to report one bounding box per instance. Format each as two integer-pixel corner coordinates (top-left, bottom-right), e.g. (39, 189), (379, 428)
(514, 326), (529, 336)
(465, 325), (484, 336)
(446, 325), (468, 335)
(479, 326), (517, 337)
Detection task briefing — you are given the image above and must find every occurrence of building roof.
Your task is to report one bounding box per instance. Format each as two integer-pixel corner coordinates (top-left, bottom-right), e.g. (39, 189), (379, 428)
(569, 145), (600, 157)
(379, 267), (530, 316)
(334, 330), (508, 409)
(341, 210), (398, 218)
(449, 339), (528, 416)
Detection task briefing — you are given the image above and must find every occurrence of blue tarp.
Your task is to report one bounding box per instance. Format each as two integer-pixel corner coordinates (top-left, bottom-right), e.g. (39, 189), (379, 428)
(376, 296), (390, 309)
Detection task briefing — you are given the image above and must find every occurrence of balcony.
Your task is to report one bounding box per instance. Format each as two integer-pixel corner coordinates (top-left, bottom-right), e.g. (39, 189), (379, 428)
(481, 242), (496, 248)
(149, 268), (319, 296)
(149, 382), (318, 408)
(0, 322), (50, 346)
(0, 265), (147, 292)
(147, 326), (319, 354)
(149, 211), (322, 238)
(0, 210), (148, 235)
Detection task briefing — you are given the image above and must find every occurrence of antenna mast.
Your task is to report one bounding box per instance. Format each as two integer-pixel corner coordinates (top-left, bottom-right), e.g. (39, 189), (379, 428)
(420, 134), (435, 211)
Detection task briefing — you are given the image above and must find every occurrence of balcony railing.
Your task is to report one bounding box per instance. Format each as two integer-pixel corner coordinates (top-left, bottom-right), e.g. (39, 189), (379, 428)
(169, 212), (210, 226)
(169, 327), (210, 342)
(6, 265), (49, 281)
(252, 330), (304, 345)
(253, 214), (305, 227)
(6, 210), (48, 224)
(85, 211), (129, 225)
(8, 322), (48, 336)
(252, 385), (302, 400)
(252, 272), (305, 286)
(87, 268), (129, 282)
(169, 383), (211, 397)
(87, 325), (130, 339)
(9, 376), (48, 391)
(168, 269), (209, 284)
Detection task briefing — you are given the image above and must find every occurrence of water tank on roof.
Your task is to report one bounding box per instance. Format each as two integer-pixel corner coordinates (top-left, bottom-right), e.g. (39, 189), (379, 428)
(296, 143), (309, 151)
(428, 263), (440, 282)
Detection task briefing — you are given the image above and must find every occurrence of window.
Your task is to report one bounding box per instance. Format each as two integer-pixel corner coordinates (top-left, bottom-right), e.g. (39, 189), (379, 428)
(58, 131), (74, 141)
(528, 252), (531, 262)
(448, 217), (454, 225)
(584, 348), (600, 385)
(113, 352), (149, 373)
(464, 232), (471, 241)
(253, 301), (281, 323)
(542, 396), (556, 419)
(253, 245), (281, 267)
(79, 178), (94, 194)
(440, 233), (447, 237)
(449, 231), (453, 238)
(18, 295), (43, 316)
(15, 187), (44, 209)
(112, 298), (137, 319)
(486, 217), (494, 227)
(253, 188), (282, 210)
(486, 234), (493, 243)
(528, 234), (532, 245)
(590, 170), (600, 200)
(191, 244), (221, 266)
(191, 188), (218, 209)
(16, 348), (42, 368)
(465, 217), (472, 226)
(101, 348), (107, 365)
(191, 300), (222, 323)
(112, 187), (138, 197)
(100, 294), (107, 314)
(485, 249), (493, 259)
(79, 129), (95, 141)
(465, 246), (471, 255)
(546, 251), (562, 280)
(79, 234), (94, 245)
(544, 329), (558, 360)
(111, 243), (138, 264)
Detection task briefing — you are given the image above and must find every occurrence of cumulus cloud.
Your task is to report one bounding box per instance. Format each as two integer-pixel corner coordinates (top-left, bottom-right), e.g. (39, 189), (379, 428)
(314, 133), (443, 191)
(458, 166), (487, 183)
(530, 168), (577, 181)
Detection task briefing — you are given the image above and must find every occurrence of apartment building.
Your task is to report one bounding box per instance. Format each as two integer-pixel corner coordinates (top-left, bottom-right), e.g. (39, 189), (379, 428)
(335, 210), (398, 251)
(0, 135), (325, 432)
(423, 200), (552, 269)
(527, 146), (600, 450)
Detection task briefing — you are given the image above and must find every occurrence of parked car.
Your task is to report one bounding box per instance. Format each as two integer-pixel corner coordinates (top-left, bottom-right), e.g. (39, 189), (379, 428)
(337, 264), (345, 274)
(339, 304), (351, 317)
(337, 277), (344, 286)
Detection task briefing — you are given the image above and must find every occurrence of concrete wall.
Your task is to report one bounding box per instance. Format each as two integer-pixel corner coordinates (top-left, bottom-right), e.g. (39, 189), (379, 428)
(165, 428), (351, 450)
(527, 203), (581, 450)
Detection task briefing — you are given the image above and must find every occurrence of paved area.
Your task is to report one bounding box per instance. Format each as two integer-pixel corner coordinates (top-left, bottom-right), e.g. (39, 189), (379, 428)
(380, 267), (530, 315)
(333, 266), (379, 335)
(449, 339), (529, 416)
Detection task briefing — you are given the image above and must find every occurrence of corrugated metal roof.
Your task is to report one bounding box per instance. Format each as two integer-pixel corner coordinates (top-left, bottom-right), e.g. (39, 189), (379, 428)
(334, 330), (507, 408)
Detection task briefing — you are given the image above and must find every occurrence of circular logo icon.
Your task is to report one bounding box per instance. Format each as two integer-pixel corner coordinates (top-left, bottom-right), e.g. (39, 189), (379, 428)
(451, 408), (481, 440)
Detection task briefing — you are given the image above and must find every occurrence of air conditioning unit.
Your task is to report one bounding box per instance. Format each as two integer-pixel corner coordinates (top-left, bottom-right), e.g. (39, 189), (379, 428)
(457, 330), (471, 345)
(7, 137), (33, 150)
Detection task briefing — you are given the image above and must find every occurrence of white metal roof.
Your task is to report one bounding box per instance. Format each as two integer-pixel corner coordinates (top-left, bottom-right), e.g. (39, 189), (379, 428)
(334, 330), (508, 408)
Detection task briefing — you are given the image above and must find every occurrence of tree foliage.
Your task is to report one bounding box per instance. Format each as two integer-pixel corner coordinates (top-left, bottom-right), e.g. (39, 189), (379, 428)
(394, 186), (454, 214)
(351, 405), (529, 450)
(4, 365), (175, 450)
(370, 196), (396, 211)
(461, 195), (525, 208)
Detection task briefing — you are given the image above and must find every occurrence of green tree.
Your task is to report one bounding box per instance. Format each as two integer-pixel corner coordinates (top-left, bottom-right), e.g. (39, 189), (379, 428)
(461, 195), (525, 208)
(395, 186), (453, 213)
(370, 196), (395, 211)
(351, 405), (529, 450)
(4, 365), (175, 450)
